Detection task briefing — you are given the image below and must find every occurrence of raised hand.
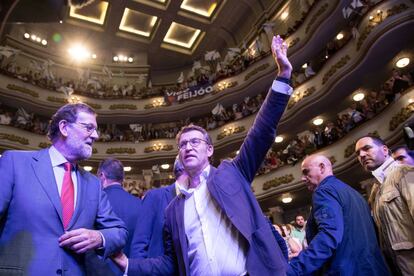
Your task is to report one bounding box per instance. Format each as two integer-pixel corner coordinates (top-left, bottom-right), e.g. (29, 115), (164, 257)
(271, 35), (292, 79)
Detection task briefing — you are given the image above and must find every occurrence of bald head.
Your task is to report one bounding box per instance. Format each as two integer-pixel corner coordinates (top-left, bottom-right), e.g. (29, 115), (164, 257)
(301, 154), (333, 192)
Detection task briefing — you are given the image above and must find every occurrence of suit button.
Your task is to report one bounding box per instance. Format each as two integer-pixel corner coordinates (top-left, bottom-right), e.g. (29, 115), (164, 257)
(56, 269), (62, 274)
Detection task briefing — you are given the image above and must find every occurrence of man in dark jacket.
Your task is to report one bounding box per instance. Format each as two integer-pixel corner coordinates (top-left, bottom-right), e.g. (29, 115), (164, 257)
(288, 154), (389, 275)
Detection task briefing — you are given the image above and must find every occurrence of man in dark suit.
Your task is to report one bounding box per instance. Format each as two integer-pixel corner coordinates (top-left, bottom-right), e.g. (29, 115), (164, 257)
(112, 35), (292, 275)
(288, 154), (389, 275)
(98, 158), (141, 257)
(129, 158), (183, 259)
(85, 158), (142, 275)
(0, 103), (128, 275)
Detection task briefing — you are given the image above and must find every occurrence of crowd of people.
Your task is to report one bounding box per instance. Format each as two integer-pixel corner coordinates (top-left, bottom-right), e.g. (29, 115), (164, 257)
(258, 68), (414, 175)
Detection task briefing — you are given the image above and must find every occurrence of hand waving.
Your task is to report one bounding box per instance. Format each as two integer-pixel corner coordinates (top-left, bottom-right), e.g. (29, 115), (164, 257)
(271, 35), (292, 79)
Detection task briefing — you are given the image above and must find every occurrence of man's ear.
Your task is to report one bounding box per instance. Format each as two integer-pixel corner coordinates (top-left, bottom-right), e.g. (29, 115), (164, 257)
(207, 144), (214, 158)
(59, 120), (69, 138)
(382, 145), (390, 157)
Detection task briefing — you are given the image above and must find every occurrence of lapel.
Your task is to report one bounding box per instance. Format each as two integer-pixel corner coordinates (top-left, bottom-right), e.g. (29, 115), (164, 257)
(31, 148), (63, 224)
(68, 167), (88, 229)
(175, 195), (189, 271)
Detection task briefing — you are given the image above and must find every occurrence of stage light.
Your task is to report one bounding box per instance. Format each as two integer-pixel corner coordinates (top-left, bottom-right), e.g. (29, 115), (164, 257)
(124, 166), (132, 172)
(113, 56), (119, 61)
(336, 32), (344, 40)
(281, 11), (289, 20)
(41, 39), (47, 45)
(31, 34), (37, 40)
(275, 136), (284, 143)
(353, 92), (365, 102)
(396, 57), (410, 68)
(83, 166), (93, 171)
(302, 63), (308, 69)
(68, 44), (91, 61)
(282, 196), (292, 203)
(91, 54), (97, 59)
(313, 118), (324, 126)
(161, 164), (170, 170)
(24, 33), (30, 39)
(128, 57), (133, 63)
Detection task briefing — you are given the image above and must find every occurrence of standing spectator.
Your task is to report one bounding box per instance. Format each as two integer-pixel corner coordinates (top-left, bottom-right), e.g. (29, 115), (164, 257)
(355, 136), (414, 275)
(0, 103), (127, 275)
(291, 215), (307, 247)
(391, 145), (414, 165)
(288, 154), (389, 275)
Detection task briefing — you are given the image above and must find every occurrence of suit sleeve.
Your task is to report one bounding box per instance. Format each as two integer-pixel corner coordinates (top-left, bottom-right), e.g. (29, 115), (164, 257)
(130, 190), (158, 258)
(0, 151), (13, 220)
(233, 81), (291, 183)
(288, 186), (344, 275)
(94, 187), (128, 258)
(128, 216), (176, 275)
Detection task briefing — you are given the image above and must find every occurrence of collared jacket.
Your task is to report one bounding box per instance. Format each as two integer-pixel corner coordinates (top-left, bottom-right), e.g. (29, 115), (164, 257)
(370, 164), (414, 253)
(128, 84), (291, 275)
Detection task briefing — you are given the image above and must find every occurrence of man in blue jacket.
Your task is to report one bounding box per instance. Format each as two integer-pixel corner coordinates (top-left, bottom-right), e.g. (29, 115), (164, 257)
(129, 158), (183, 258)
(288, 154), (390, 275)
(112, 34), (292, 275)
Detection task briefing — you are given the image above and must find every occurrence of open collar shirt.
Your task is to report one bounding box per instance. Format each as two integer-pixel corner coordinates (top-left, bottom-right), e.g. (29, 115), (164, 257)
(177, 165), (247, 276)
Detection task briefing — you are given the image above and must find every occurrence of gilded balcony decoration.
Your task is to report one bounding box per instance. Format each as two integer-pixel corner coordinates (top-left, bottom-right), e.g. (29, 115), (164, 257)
(47, 96), (68, 104)
(305, 3), (329, 34)
(144, 143), (174, 153)
(344, 131), (379, 158)
(217, 126), (245, 140)
(39, 142), (52, 148)
(287, 86), (316, 109)
(244, 63), (270, 82)
(106, 148), (136, 154)
(389, 102), (414, 131)
(109, 104), (137, 110)
(144, 99), (166, 109)
(357, 4), (409, 50)
(0, 133), (29, 145)
(85, 102), (102, 110)
(262, 174), (294, 191)
(216, 81), (237, 92)
(6, 84), (39, 98)
(322, 55), (350, 85)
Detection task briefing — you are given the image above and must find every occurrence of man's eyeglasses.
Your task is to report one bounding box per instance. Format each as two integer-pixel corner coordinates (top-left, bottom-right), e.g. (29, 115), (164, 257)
(178, 138), (209, 150)
(72, 122), (98, 134)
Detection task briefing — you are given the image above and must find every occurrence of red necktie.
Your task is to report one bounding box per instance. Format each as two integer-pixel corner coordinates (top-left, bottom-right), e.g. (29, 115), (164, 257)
(61, 162), (74, 229)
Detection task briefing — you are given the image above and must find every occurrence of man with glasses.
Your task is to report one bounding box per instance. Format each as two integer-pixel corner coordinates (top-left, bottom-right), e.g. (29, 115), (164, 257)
(0, 103), (128, 275)
(113, 35), (292, 275)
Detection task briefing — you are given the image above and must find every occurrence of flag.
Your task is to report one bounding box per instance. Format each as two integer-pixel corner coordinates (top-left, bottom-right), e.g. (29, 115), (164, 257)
(177, 72), (184, 83)
(102, 65), (113, 79)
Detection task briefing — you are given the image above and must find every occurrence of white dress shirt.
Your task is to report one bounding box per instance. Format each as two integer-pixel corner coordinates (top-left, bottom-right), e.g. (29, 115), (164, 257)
(177, 166), (248, 276)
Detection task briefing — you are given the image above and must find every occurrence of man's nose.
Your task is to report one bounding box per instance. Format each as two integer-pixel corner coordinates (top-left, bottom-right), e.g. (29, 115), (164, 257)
(90, 129), (99, 140)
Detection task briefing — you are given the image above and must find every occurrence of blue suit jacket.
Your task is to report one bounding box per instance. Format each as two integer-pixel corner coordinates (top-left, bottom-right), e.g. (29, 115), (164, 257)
(129, 87), (290, 275)
(104, 185), (141, 256)
(130, 183), (176, 258)
(288, 176), (390, 276)
(0, 149), (128, 275)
